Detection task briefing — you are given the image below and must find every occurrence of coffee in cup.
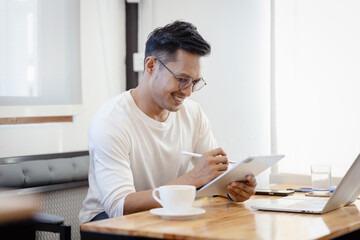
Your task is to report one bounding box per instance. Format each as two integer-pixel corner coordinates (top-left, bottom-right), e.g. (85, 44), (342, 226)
(152, 185), (196, 214)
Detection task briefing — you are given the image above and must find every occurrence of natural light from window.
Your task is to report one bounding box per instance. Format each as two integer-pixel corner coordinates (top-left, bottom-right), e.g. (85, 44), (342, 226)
(274, 0), (360, 178)
(0, 0), (38, 97)
(0, 0), (81, 108)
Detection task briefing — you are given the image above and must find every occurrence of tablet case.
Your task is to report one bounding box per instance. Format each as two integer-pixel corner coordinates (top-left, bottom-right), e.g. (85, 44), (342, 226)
(196, 154), (285, 197)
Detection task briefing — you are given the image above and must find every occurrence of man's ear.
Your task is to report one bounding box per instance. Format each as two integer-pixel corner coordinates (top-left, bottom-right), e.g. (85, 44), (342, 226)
(144, 57), (156, 74)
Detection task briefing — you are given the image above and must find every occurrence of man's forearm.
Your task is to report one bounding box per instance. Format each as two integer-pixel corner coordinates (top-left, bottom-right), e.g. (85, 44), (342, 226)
(123, 190), (161, 215)
(166, 172), (201, 187)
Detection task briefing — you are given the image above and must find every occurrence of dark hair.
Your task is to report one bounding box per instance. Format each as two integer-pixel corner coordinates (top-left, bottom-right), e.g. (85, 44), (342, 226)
(145, 21), (211, 64)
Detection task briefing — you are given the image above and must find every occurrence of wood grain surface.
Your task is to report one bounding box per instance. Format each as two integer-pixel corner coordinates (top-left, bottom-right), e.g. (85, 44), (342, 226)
(81, 184), (360, 239)
(0, 193), (37, 224)
(0, 116), (73, 125)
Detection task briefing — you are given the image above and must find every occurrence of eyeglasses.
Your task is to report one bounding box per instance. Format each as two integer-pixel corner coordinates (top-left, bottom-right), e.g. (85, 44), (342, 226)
(154, 57), (207, 92)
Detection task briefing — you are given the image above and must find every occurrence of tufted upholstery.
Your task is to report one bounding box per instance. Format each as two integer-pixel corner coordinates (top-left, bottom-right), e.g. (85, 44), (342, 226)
(0, 155), (89, 188)
(0, 152), (89, 240)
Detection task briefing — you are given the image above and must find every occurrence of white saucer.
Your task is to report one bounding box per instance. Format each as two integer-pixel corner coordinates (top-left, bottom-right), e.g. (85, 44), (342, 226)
(150, 207), (206, 220)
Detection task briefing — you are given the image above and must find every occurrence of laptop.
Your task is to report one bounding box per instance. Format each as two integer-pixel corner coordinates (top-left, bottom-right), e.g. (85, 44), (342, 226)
(251, 153), (360, 214)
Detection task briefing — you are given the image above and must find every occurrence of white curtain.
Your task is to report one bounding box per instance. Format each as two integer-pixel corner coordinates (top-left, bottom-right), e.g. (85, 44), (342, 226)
(274, 0), (360, 178)
(96, 0), (125, 98)
(0, 0), (81, 106)
(0, 0), (126, 157)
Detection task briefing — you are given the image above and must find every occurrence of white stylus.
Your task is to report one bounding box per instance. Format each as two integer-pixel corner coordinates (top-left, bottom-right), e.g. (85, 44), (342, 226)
(181, 151), (236, 164)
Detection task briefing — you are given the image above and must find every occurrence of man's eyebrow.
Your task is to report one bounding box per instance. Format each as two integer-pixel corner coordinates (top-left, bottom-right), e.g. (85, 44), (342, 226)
(174, 72), (192, 78)
(174, 72), (202, 80)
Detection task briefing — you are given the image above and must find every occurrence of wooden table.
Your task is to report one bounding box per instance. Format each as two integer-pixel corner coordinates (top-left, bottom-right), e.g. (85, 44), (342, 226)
(0, 192), (38, 239)
(0, 193), (37, 224)
(80, 184), (360, 240)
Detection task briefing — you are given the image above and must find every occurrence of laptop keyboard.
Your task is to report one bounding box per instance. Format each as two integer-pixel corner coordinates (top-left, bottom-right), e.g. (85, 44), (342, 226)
(280, 196), (328, 211)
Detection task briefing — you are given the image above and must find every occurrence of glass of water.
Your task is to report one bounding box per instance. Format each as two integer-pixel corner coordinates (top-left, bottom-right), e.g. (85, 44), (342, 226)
(311, 165), (331, 195)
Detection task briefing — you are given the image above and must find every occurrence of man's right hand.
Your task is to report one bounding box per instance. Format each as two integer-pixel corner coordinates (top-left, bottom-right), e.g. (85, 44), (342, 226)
(186, 148), (229, 188)
(123, 148), (229, 215)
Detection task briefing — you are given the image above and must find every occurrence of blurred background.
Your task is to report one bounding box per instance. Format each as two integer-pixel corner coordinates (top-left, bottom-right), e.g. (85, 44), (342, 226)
(1, 0), (359, 188)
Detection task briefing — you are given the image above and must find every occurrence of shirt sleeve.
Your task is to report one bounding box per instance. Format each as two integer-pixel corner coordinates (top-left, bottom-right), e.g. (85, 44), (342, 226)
(89, 117), (135, 218)
(193, 104), (218, 154)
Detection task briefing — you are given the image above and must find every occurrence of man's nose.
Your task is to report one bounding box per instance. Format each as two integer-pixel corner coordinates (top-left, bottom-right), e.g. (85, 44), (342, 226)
(181, 83), (193, 96)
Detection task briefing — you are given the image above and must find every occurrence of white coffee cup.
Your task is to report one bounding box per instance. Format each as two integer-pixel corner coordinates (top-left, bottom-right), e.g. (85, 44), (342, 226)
(152, 185), (196, 214)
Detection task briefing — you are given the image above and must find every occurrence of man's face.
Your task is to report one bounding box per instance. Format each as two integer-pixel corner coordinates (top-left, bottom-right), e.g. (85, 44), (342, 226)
(149, 50), (201, 112)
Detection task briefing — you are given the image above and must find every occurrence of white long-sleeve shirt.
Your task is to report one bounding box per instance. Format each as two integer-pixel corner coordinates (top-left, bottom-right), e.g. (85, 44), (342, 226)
(79, 90), (217, 223)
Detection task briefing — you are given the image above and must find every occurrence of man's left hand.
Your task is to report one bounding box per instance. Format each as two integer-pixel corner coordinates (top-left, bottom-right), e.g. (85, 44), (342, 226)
(226, 175), (257, 202)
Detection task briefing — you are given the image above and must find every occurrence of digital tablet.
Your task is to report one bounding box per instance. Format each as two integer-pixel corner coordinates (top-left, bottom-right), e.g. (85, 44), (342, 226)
(196, 154), (285, 197)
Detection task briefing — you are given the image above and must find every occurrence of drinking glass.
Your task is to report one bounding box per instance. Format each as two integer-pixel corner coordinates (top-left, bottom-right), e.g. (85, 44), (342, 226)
(311, 165), (331, 195)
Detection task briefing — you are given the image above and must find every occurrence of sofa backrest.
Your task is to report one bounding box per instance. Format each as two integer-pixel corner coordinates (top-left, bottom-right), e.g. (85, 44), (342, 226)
(0, 154), (89, 188)
(0, 151), (90, 240)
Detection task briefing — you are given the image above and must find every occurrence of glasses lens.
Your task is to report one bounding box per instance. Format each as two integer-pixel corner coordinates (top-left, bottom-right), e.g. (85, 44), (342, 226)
(178, 78), (192, 90)
(192, 79), (206, 92)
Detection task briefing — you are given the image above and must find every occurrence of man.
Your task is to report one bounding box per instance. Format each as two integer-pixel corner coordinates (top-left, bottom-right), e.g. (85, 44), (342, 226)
(79, 21), (256, 223)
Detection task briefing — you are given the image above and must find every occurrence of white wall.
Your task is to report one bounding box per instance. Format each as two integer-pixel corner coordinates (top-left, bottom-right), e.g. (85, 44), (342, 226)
(0, 0), (126, 157)
(138, 0), (271, 186)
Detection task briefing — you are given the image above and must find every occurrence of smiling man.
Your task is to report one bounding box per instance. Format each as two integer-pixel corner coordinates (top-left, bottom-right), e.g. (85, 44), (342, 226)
(79, 21), (257, 223)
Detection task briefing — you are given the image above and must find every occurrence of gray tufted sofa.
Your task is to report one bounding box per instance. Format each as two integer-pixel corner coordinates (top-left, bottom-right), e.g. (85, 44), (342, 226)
(0, 151), (90, 240)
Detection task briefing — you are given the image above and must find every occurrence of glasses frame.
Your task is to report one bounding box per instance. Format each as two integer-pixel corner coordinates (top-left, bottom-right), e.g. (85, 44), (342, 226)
(154, 57), (206, 92)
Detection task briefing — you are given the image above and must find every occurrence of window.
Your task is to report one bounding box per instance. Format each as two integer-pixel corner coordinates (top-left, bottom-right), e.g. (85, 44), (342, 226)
(274, 0), (360, 178)
(0, 0), (81, 111)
